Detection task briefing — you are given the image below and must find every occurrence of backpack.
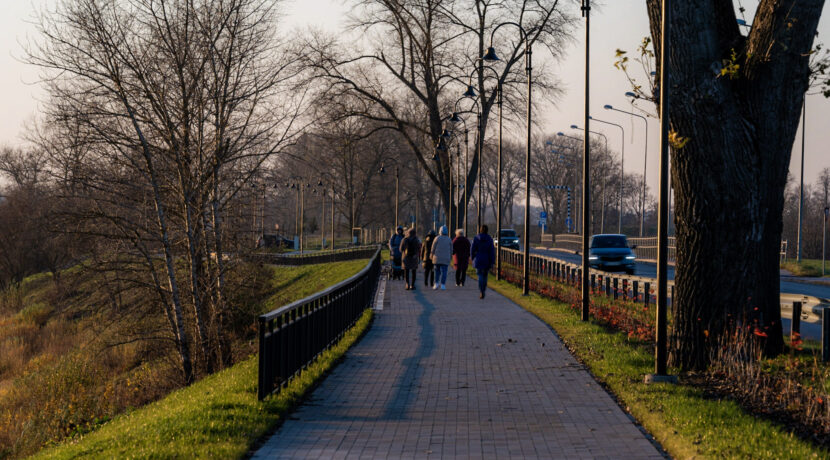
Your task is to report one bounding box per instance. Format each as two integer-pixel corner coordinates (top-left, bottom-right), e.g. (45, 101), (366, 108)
(404, 238), (419, 257)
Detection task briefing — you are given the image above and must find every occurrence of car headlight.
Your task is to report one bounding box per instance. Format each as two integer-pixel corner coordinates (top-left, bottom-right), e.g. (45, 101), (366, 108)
(625, 255), (635, 260)
(589, 256), (598, 260)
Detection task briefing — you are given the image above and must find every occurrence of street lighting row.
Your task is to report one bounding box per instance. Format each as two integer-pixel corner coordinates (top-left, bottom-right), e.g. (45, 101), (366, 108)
(434, 0), (673, 378)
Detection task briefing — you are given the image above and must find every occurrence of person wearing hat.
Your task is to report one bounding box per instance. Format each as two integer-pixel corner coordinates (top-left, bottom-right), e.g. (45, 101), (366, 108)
(430, 225), (453, 290)
(389, 226), (405, 276)
(471, 224), (496, 299)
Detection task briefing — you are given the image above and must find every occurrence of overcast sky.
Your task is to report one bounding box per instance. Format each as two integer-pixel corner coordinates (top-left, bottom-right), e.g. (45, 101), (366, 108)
(1, 0), (828, 194)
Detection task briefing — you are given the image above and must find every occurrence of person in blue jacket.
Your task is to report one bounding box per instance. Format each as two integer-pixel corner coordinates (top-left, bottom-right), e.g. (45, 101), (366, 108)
(471, 224), (496, 299)
(389, 226), (404, 265)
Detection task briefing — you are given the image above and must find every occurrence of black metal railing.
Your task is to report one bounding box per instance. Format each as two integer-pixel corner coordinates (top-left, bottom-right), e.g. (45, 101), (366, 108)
(248, 246), (377, 266)
(257, 246), (382, 400)
(495, 247), (668, 305)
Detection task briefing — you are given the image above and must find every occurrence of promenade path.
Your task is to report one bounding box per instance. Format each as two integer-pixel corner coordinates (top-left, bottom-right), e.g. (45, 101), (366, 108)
(253, 269), (663, 459)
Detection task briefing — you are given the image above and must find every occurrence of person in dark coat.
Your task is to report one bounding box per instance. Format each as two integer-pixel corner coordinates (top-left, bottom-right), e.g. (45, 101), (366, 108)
(400, 228), (421, 290)
(389, 226), (404, 260)
(452, 229), (471, 287)
(421, 229), (436, 287)
(471, 224), (496, 299)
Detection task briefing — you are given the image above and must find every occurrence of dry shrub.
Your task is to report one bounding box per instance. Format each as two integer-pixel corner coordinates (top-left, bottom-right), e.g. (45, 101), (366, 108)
(708, 327), (830, 446)
(0, 288), (23, 316)
(0, 352), (108, 457)
(15, 302), (52, 327)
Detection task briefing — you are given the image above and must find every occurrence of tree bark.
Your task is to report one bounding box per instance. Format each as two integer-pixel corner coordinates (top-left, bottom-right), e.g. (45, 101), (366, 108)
(646, 0), (824, 369)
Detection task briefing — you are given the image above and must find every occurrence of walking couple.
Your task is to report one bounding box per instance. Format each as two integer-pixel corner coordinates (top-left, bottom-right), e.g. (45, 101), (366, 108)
(418, 225), (496, 299)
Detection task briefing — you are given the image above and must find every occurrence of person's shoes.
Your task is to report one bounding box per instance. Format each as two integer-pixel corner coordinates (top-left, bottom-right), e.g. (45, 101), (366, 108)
(479, 293), (484, 299)
(411, 286), (416, 290)
(441, 284), (446, 290)
(433, 284), (439, 290)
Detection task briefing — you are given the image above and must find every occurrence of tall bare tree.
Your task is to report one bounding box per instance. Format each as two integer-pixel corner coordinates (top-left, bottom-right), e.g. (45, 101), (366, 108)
(301, 0), (572, 224)
(30, 0), (303, 382)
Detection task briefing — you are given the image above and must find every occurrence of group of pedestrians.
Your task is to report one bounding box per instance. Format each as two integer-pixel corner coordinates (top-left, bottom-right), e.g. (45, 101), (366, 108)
(389, 224), (495, 299)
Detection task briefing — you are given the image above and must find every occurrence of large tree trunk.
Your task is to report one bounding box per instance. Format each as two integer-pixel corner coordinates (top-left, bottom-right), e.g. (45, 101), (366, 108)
(647, 0), (824, 369)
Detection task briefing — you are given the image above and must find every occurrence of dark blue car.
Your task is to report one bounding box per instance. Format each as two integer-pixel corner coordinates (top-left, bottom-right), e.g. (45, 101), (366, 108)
(496, 229), (520, 250)
(589, 234), (636, 275)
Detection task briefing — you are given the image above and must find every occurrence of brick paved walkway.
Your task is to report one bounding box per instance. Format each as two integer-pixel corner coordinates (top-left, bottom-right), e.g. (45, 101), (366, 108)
(253, 269), (663, 459)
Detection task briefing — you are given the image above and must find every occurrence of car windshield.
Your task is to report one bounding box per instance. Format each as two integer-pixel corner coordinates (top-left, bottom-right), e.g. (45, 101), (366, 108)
(590, 235), (628, 249)
(500, 230), (517, 237)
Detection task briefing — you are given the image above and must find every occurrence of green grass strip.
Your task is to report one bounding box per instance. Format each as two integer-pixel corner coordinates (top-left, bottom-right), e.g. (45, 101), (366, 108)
(781, 258), (829, 278)
(31, 309), (374, 459)
(486, 276), (828, 460)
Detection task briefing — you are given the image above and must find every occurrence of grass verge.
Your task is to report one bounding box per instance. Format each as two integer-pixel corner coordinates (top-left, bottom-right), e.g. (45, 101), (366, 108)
(31, 309), (374, 459)
(485, 275), (829, 459)
(781, 259), (829, 278)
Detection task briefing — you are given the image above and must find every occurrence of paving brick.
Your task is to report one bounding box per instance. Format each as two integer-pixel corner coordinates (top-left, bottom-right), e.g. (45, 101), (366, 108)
(252, 270), (663, 459)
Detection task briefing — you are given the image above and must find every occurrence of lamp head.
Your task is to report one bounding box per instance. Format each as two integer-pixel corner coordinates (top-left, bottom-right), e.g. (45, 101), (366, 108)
(441, 128), (452, 139)
(624, 91), (637, 98)
(379, 164), (386, 174)
(317, 179), (323, 186)
(545, 140), (552, 145)
(449, 112), (462, 123)
(570, 124), (578, 129)
(482, 46), (500, 62)
(435, 137), (448, 152)
(463, 85), (477, 98)
(556, 132), (564, 137)
(603, 104), (613, 110)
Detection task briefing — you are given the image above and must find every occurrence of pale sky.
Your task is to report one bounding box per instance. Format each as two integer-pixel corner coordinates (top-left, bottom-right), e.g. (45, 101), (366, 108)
(1, 0), (828, 194)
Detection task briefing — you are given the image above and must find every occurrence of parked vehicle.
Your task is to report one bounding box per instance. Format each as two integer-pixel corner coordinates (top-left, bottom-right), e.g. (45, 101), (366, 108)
(496, 229), (520, 250)
(588, 234), (636, 275)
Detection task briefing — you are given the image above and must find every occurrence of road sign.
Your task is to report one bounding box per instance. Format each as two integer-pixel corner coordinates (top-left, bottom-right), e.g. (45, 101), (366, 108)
(565, 217), (572, 231)
(538, 219), (546, 227)
(540, 211), (547, 219)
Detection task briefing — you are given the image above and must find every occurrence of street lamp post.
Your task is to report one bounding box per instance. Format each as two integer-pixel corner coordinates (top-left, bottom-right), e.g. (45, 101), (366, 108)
(483, 21), (532, 295)
(824, 206), (829, 275)
(646, 0), (675, 383)
(590, 116), (625, 234)
(580, 0), (592, 320)
(558, 132), (586, 233)
(379, 162), (400, 230)
(798, 99), (806, 262)
(317, 180), (325, 250)
(331, 185), (335, 249)
(606, 103), (649, 236)
(568, 126), (608, 233)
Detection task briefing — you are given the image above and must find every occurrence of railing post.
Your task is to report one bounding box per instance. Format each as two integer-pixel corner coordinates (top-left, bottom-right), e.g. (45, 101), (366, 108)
(622, 279), (628, 300)
(605, 277), (611, 297)
(613, 278), (618, 300)
(590, 274), (596, 291)
(823, 308), (830, 362)
(644, 282), (651, 307)
(633, 281), (639, 303)
(257, 317), (266, 400)
(791, 301), (802, 338)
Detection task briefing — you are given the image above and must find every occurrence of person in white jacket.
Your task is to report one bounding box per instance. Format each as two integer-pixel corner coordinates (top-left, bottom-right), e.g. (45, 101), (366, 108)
(430, 225), (453, 290)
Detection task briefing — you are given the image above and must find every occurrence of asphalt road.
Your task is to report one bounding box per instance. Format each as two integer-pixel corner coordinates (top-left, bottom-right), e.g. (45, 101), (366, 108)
(527, 247), (829, 341)
(531, 248), (830, 300)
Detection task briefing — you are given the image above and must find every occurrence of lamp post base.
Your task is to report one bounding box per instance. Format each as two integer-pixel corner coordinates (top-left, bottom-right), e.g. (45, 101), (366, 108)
(643, 373), (678, 384)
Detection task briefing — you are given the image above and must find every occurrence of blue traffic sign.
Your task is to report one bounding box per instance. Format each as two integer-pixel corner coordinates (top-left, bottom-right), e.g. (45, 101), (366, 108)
(540, 211), (547, 219)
